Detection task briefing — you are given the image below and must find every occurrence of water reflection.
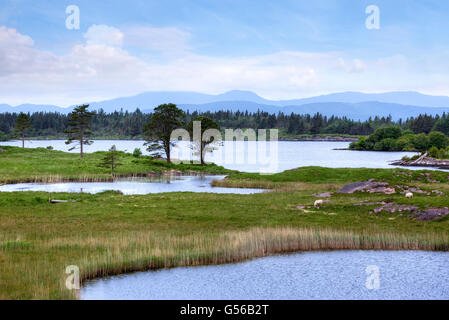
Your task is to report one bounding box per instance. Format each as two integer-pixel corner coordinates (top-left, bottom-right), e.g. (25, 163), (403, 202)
(82, 250), (449, 300)
(0, 176), (264, 195)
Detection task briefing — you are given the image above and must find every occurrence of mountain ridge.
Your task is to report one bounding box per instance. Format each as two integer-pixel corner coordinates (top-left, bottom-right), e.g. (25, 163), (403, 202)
(2, 90), (449, 120)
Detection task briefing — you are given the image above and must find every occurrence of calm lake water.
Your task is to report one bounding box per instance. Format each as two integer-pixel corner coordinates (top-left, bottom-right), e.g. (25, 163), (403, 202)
(1, 139), (423, 173)
(81, 250), (449, 300)
(0, 176), (264, 195)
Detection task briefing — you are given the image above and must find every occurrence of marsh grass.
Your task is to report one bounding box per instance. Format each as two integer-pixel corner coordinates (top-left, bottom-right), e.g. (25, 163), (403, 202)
(2, 227), (447, 300)
(0, 146), (232, 184)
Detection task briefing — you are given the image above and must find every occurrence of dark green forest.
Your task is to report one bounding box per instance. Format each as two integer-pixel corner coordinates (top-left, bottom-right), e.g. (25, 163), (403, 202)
(1, 108), (449, 140)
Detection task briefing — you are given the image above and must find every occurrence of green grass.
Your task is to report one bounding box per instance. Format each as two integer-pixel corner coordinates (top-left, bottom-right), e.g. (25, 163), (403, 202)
(1, 181), (448, 299)
(217, 166), (449, 185)
(0, 146), (232, 183)
(0, 147), (448, 299)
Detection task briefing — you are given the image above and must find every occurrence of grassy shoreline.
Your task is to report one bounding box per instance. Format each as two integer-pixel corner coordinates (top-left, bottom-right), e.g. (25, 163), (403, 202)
(1, 147), (448, 299)
(0, 146), (232, 184)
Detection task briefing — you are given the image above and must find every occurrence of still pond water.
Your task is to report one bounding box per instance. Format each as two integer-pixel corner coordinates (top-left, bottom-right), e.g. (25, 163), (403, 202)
(0, 176), (263, 194)
(81, 250), (449, 300)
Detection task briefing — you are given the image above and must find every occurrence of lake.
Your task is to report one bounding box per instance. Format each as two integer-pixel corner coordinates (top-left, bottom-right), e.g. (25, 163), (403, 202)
(81, 250), (449, 300)
(0, 176), (264, 195)
(0, 139), (423, 173)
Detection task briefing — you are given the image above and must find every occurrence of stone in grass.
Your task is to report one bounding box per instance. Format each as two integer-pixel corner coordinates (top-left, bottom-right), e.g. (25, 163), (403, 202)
(338, 179), (394, 194)
(415, 207), (449, 221)
(372, 203), (419, 214)
(312, 192), (332, 197)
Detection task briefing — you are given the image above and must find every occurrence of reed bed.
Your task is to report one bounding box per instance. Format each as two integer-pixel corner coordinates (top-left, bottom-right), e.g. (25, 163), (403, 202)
(6, 226), (445, 299)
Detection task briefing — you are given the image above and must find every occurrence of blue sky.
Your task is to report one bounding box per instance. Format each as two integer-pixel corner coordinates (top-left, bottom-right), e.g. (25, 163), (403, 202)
(1, 0), (449, 106)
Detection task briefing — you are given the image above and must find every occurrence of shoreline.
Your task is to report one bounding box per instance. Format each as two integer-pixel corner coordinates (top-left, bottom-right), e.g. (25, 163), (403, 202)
(2, 136), (359, 143)
(77, 227), (448, 300)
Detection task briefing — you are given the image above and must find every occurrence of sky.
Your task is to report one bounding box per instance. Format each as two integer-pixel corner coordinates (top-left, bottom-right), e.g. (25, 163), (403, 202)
(1, 0), (449, 106)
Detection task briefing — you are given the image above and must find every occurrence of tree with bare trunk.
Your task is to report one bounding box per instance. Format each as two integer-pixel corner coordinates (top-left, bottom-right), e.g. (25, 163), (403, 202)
(187, 116), (221, 165)
(65, 104), (94, 158)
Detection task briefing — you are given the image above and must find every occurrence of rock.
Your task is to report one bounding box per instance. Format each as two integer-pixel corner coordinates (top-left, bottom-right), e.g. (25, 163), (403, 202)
(401, 187), (430, 196)
(313, 192), (332, 197)
(296, 205), (305, 209)
(424, 173), (440, 183)
(338, 180), (394, 194)
(371, 203), (449, 221)
(354, 201), (386, 206)
(372, 203), (419, 214)
(415, 207), (449, 221)
(432, 190), (444, 196)
(367, 187), (396, 194)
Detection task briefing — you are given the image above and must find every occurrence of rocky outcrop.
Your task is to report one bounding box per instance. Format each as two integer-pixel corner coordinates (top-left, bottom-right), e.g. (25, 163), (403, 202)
(372, 203), (419, 214)
(415, 207), (449, 221)
(391, 153), (449, 170)
(338, 179), (395, 194)
(369, 202), (449, 221)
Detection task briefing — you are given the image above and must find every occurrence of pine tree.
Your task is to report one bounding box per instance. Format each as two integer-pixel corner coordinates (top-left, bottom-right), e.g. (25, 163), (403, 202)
(14, 112), (31, 148)
(143, 103), (184, 163)
(98, 145), (122, 174)
(65, 105), (94, 158)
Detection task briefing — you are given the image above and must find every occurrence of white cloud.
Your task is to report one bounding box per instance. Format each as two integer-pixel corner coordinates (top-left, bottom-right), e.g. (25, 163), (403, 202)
(1, 25), (449, 106)
(84, 24), (124, 47)
(123, 26), (191, 53)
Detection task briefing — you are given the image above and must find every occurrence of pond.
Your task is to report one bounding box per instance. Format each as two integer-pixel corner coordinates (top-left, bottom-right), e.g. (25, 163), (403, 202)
(81, 250), (449, 300)
(0, 176), (264, 195)
(0, 140), (423, 173)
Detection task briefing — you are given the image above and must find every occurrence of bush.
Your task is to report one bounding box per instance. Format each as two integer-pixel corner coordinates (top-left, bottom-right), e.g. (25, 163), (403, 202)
(373, 138), (398, 151)
(429, 146), (440, 158)
(428, 131), (449, 149)
(368, 127), (402, 144)
(412, 133), (430, 151)
(133, 148), (142, 158)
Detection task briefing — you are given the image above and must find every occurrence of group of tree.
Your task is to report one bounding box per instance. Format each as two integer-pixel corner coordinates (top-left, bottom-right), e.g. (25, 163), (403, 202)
(143, 104), (220, 165)
(350, 126), (449, 156)
(3, 108), (449, 140)
(2, 103), (221, 167)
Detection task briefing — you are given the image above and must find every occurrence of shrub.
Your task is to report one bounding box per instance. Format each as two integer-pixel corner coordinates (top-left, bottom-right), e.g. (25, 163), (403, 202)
(429, 146), (440, 158)
(412, 133), (430, 151)
(368, 127), (402, 143)
(428, 131), (449, 149)
(133, 148), (142, 158)
(373, 138), (398, 151)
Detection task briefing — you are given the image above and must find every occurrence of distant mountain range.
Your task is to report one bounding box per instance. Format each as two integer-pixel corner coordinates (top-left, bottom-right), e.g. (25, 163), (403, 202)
(2, 90), (449, 120)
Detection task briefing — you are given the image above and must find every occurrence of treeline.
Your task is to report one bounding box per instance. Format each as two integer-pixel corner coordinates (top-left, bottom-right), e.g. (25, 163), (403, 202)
(349, 126), (449, 159)
(1, 109), (449, 139)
